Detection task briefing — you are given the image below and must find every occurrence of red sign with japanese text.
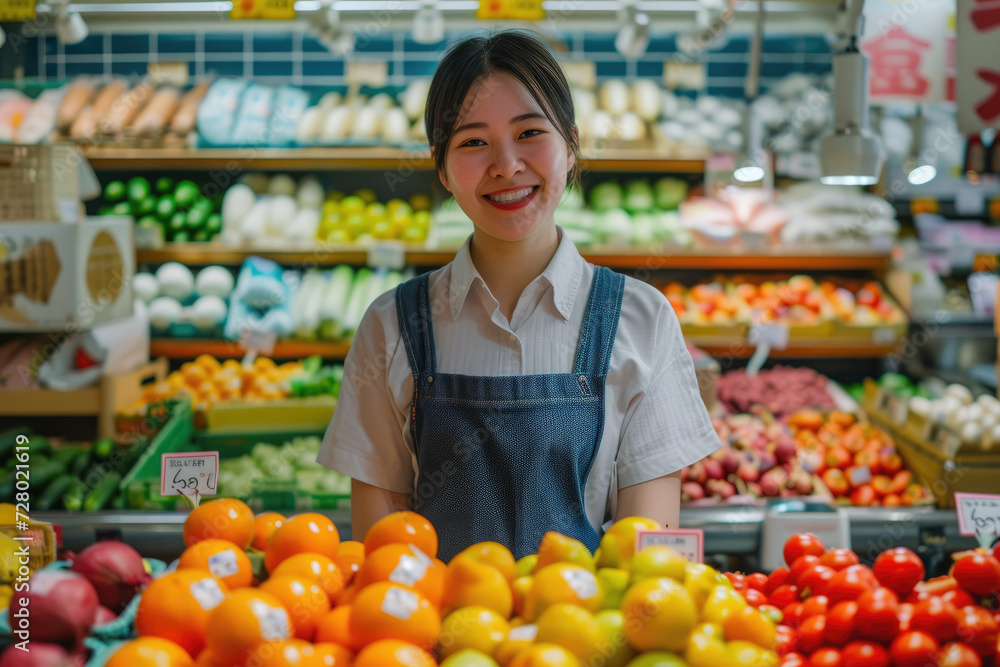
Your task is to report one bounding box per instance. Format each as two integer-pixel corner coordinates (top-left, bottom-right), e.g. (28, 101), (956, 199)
(957, 0), (1000, 131)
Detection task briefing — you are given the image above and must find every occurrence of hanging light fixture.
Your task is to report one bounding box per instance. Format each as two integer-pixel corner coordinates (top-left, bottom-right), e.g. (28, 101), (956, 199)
(615, 0), (651, 59)
(54, 0), (89, 45)
(413, 0), (444, 45)
(309, 1), (354, 56)
(0, 26), (6, 50)
(819, 0), (885, 186)
(733, 0), (767, 183)
(905, 107), (937, 185)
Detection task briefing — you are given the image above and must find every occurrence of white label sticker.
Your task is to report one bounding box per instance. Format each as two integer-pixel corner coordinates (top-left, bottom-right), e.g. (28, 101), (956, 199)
(389, 546), (431, 587)
(189, 578), (226, 611)
(251, 600), (290, 641)
(560, 568), (599, 601)
(381, 586), (419, 620)
(367, 241), (406, 270)
(507, 624), (538, 641)
(207, 549), (240, 579)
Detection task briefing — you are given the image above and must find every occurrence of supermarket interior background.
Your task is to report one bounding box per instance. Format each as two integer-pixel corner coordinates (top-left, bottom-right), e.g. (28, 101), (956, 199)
(2, 0), (1000, 665)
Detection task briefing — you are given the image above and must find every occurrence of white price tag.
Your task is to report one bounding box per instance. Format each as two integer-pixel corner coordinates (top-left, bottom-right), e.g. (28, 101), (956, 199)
(635, 529), (704, 563)
(346, 62), (388, 87)
(749, 323), (790, 350)
(954, 492), (1000, 548)
(161, 451), (219, 498)
(240, 329), (277, 357)
(562, 62), (596, 89)
(367, 241), (406, 270)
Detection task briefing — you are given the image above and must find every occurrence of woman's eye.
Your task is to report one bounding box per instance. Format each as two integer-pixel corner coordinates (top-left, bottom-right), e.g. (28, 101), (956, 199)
(459, 139), (485, 147)
(520, 129), (545, 139)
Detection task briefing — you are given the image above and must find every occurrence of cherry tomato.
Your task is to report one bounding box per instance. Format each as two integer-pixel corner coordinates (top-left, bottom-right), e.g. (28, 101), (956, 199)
(798, 614), (827, 655)
(841, 640), (891, 667)
(727, 571), (749, 591)
(956, 605), (998, 657)
(820, 548), (860, 572)
(825, 600), (859, 647)
(760, 604), (784, 625)
(772, 584), (801, 609)
(748, 572), (769, 592)
(767, 567), (792, 596)
(775, 623), (798, 655)
(856, 587), (901, 643)
(827, 564), (878, 605)
(898, 602), (915, 632)
(743, 588), (768, 607)
(808, 647), (842, 667)
(911, 597), (961, 643)
(784, 534), (827, 567)
(784, 602), (805, 627)
(873, 547), (925, 596)
(952, 553), (1000, 597)
(938, 641), (984, 667)
(790, 555), (822, 587)
(799, 564), (837, 599)
(942, 588), (976, 609)
(781, 652), (807, 667)
(801, 595), (829, 620)
(890, 630), (941, 667)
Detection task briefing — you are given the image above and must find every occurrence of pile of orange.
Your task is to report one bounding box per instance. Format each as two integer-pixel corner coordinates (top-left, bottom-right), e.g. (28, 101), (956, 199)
(113, 500), (779, 667)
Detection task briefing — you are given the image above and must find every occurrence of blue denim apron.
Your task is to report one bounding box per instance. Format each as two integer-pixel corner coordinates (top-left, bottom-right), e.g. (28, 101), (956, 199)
(394, 266), (626, 561)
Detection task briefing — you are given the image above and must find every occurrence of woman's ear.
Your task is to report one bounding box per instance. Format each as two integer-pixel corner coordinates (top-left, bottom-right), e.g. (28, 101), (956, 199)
(431, 147), (451, 192)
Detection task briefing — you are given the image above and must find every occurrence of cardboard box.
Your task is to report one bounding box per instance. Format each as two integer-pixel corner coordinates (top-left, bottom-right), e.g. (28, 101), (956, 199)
(0, 217), (134, 331)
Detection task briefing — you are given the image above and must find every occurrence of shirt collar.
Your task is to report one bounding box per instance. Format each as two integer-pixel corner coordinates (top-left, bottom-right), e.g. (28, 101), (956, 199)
(448, 226), (584, 322)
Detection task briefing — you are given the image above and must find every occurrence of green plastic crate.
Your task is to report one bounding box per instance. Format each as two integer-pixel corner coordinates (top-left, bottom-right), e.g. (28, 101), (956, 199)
(120, 399), (195, 511)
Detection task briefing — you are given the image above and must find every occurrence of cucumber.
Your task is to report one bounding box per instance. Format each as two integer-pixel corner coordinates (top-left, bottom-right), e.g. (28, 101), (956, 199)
(83, 472), (122, 512)
(0, 427), (30, 460)
(36, 476), (76, 511)
(127, 177), (151, 203)
(70, 448), (92, 477)
(30, 461), (64, 491)
(30, 436), (52, 458)
(92, 437), (115, 461)
(51, 445), (86, 467)
(104, 180), (126, 202)
(62, 480), (88, 511)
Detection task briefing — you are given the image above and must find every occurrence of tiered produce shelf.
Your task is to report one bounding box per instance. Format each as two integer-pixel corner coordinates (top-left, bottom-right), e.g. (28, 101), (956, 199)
(149, 339), (352, 360)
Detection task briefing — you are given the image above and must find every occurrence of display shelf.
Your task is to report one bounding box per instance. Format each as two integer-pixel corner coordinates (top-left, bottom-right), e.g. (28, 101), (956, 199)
(684, 337), (900, 359)
(149, 339), (352, 360)
(136, 244), (892, 272)
(81, 145), (706, 173)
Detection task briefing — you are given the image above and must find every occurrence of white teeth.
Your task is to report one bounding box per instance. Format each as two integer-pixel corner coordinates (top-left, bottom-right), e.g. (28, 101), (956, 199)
(487, 187), (534, 204)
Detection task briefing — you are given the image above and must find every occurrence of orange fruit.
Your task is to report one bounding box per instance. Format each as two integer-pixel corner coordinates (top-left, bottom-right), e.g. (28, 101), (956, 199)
(535, 533), (595, 572)
(105, 637), (194, 667)
(259, 575), (331, 641)
(353, 639), (437, 667)
(136, 570), (230, 657)
(595, 517), (660, 569)
(355, 543), (445, 609)
(495, 624), (539, 666)
(253, 512), (287, 551)
(438, 606), (509, 659)
(333, 541), (366, 586)
(621, 577), (697, 653)
(364, 511), (438, 559)
(315, 605), (359, 650)
(350, 582), (441, 650)
(244, 639), (322, 667)
(338, 583), (358, 606)
(509, 643), (581, 667)
(453, 542), (518, 583)
(193, 649), (223, 667)
(443, 559), (513, 618)
(311, 642), (354, 666)
(205, 588), (293, 665)
(523, 564), (603, 622)
(183, 498), (255, 549)
(178, 538), (253, 590)
(266, 513), (341, 573)
(270, 552), (345, 605)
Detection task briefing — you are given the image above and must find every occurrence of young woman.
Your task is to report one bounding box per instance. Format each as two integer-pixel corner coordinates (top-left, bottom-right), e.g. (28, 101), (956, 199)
(319, 30), (720, 560)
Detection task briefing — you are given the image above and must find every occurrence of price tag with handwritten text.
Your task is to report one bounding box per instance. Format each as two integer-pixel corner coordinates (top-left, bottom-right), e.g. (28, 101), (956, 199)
(161, 452), (219, 499)
(636, 529), (704, 563)
(954, 492), (1000, 548)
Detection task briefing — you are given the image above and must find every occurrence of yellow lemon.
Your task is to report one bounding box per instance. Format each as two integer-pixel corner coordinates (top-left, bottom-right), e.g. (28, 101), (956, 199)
(535, 603), (602, 664)
(595, 609), (637, 667)
(494, 624), (537, 666)
(444, 559), (513, 618)
(453, 542), (517, 583)
(439, 606), (509, 659)
(509, 643), (581, 667)
(628, 546), (687, 584)
(516, 555), (538, 577)
(441, 649), (501, 667)
(621, 578), (697, 653)
(523, 564), (603, 622)
(595, 517), (660, 569)
(535, 532), (595, 572)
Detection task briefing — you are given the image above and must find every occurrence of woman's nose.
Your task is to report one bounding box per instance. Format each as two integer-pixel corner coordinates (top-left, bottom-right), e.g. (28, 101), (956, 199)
(488, 141), (525, 179)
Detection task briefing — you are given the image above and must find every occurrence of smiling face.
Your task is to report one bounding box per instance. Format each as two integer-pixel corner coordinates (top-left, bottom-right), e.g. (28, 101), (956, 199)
(438, 72), (576, 243)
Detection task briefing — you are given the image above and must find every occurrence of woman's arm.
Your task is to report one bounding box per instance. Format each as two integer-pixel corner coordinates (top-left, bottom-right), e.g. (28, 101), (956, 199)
(350, 479), (411, 541)
(616, 469), (682, 530)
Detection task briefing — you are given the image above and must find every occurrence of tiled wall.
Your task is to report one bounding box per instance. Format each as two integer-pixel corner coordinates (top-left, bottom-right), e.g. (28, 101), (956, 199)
(23, 30), (833, 98)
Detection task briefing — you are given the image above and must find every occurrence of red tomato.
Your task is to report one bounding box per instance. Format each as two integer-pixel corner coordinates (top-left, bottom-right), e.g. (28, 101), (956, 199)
(938, 641), (984, 667)
(798, 614), (827, 655)
(784, 602), (805, 627)
(808, 647), (842, 667)
(841, 640), (891, 667)
(727, 571), (749, 591)
(873, 547), (925, 596)
(827, 564), (879, 605)
(781, 653), (807, 667)
(748, 572), (769, 592)
(956, 605), (998, 657)
(743, 588), (768, 607)
(856, 587), (901, 643)
(772, 584), (801, 610)
(760, 604), (784, 625)
(849, 484), (878, 506)
(801, 595), (830, 620)
(825, 601), (859, 647)
(898, 602), (915, 632)
(790, 555), (823, 587)
(799, 565), (837, 599)
(890, 630), (941, 667)
(911, 597), (961, 643)
(784, 534), (827, 567)
(820, 548), (860, 572)
(767, 567), (792, 595)
(952, 553), (1000, 597)
(775, 623), (798, 655)
(938, 588), (976, 610)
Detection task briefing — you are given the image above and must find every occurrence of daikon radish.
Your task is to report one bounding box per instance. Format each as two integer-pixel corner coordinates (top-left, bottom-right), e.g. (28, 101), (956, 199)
(56, 78), (95, 131)
(69, 105), (98, 140)
(130, 87), (181, 136)
(169, 80), (210, 136)
(91, 79), (128, 121)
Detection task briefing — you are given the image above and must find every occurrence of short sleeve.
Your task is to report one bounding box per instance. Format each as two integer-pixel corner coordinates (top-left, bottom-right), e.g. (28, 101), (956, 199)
(317, 292), (414, 494)
(615, 291), (721, 488)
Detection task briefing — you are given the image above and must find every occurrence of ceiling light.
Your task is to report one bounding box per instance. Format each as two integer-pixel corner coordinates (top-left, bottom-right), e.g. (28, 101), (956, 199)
(905, 108), (937, 186)
(615, 1), (651, 59)
(733, 0), (768, 185)
(56, 8), (89, 45)
(0, 26), (6, 50)
(412, 0), (444, 45)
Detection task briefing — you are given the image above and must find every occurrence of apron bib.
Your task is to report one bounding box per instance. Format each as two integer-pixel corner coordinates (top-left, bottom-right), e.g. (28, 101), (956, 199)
(395, 266), (625, 561)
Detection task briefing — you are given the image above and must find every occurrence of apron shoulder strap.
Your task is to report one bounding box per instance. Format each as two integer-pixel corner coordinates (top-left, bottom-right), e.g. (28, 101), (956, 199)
(395, 273), (437, 378)
(574, 266), (626, 377)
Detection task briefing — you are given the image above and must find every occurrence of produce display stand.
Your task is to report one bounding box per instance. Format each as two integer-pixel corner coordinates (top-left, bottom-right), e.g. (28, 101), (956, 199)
(0, 358), (168, 437)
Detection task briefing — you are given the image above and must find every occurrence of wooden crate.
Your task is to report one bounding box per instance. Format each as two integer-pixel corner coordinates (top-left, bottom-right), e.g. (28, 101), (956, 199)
(0, 358), (168, 437)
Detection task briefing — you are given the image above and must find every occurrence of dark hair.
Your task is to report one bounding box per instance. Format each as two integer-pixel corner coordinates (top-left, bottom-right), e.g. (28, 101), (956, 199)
(424, 30), (582, 190)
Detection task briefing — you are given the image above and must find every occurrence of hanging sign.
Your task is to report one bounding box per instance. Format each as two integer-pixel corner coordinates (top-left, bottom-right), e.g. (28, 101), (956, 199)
(956, 0), (1000, 132)
(477, 0), (545, 20)
(860, 0), (953, 103)
(0, 0), (35, 21)
(230, 0), (295, 20)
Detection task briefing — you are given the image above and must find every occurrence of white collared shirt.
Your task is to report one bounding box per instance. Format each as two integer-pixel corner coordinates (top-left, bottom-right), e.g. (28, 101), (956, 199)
(318, 227), (721, 532)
